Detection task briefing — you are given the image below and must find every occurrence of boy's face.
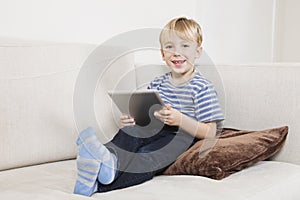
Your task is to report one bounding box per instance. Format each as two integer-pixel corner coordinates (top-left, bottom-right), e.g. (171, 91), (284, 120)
(160, 33), (202, 77)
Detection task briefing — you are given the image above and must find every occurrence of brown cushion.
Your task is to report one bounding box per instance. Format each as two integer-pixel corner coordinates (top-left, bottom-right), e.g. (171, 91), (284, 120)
(163, 126), (288, 180)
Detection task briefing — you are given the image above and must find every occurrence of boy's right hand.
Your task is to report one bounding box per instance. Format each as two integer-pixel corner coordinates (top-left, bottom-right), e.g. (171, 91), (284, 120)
(120, 114), (135, 127)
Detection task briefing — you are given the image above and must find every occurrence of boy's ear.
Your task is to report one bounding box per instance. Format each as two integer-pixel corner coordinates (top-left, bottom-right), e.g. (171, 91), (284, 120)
(195, 46), (202, 58)
(160, 49), (165, 61)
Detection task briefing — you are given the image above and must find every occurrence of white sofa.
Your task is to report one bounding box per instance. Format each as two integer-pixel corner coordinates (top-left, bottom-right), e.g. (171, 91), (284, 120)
(1, 37), (300, 200)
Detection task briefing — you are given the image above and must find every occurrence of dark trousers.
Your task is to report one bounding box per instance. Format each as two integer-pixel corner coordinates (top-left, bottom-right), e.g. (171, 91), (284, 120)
(97, 124), (197, 192)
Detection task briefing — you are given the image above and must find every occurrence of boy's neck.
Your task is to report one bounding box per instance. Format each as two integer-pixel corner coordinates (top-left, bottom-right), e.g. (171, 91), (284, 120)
(170, 68), (195, 86)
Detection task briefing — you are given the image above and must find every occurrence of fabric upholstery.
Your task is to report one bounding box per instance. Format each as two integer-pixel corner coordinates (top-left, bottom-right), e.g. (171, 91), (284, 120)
(0, 37), (299, 171)
(0, 40), (95, 170)
(216, 64), (300, 165)
(1, 160), (300, 200)
(0, 39), (137, 171)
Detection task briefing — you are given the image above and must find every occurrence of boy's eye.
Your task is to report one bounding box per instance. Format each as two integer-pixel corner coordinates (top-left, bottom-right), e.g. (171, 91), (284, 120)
(164, 45), (173, 49)
(183, 44), (190, 48)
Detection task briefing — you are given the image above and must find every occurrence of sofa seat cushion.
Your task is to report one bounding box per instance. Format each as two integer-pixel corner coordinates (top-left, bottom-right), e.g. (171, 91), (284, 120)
(0, 160), (300, 200)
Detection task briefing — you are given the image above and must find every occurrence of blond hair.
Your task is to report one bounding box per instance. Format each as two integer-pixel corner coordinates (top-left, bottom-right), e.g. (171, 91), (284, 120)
(160, 17), (203, 47)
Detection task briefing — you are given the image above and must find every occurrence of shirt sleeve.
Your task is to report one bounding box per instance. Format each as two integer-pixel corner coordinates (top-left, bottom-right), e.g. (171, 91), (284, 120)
(194, 83), (224, 123)
(147, 81), (153, 90)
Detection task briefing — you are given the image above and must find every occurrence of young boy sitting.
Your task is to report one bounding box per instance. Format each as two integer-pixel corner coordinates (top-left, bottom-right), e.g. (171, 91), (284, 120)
(74, 17), (224, 196)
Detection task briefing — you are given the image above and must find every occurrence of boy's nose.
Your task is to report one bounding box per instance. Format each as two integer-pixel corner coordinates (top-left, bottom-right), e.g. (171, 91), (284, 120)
(172, 50), (181, 56)
(173, 51), (182, 57)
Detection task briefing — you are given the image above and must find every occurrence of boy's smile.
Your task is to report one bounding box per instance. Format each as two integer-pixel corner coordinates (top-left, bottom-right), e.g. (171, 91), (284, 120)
(172, 59), (186, 67)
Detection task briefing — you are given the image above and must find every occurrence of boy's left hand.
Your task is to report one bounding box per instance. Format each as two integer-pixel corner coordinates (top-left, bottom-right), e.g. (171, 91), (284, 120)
(154, 104), (182, 126)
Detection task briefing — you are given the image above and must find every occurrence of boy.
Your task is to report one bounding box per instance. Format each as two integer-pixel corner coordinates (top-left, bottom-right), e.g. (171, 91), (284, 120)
(74, 17), (224, 196)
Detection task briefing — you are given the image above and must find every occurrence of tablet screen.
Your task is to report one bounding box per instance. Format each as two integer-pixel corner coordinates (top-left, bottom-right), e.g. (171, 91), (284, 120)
(108, 90), (164, 126)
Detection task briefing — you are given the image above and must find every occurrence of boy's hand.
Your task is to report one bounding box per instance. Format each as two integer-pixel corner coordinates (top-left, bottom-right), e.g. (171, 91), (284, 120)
(120, 114), (135, 127)
(154, 104), (182, 126)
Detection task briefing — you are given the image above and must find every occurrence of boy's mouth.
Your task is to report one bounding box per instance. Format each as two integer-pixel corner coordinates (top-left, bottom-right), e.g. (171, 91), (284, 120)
(172, 60), (186, 66)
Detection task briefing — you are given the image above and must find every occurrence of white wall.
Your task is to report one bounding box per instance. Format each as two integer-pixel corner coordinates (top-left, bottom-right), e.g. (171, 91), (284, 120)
(274, 0), (300, 62)
(195, 0), (274, 64)
(0, 0), (196, 44)
(0, 0), (299, 63)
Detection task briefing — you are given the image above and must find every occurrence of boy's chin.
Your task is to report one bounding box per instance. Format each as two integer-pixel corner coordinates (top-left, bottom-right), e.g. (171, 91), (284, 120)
(170, 69), (187, 75)
(169, 66), (195, 77)
(170, 66), (188, 72)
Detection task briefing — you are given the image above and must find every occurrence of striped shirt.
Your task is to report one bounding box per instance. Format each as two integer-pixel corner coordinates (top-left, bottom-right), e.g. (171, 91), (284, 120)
(147, 71), (224, 123)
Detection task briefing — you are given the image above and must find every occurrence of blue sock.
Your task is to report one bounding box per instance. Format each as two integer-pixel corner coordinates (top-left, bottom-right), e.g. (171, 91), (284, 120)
(73, 127), (117, 196)
(98, 153), (117, 185)
(73, 144), (100, 196)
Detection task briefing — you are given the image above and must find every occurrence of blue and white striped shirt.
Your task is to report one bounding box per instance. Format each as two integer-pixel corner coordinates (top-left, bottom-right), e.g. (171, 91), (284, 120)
(147, 71), (224, 123)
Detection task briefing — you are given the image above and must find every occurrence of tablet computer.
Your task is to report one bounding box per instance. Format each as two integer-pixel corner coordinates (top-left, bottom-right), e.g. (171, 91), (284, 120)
(108, 90), (165, 126)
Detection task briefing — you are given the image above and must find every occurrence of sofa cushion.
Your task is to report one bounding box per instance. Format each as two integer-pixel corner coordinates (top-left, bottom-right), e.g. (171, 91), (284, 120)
(0, 38), (137, 171)
(163, 126), (288, 180)
(0, 39), (96, 171)
(215, 64), (300, 165)
(1, 160), (300, 200)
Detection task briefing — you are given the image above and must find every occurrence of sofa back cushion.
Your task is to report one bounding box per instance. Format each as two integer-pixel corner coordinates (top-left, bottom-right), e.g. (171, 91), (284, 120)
(217, 64), (300, 165)
(0, 38), (136, 171)
(93, 50), (136, 143)
(0, 38), (95, 170)
(1, 37), (299, 171)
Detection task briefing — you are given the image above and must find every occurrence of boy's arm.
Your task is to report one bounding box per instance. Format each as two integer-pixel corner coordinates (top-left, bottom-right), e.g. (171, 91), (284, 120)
(154, 104), (217, 139)
(179, 113), (217, 139)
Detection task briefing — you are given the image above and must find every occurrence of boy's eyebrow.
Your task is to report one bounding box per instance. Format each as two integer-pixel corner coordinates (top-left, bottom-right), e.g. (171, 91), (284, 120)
(162, 41), (172, 45)
(163, 40), (193, 45)
(180, 39), (193, 43)
(180, 42), (190, 45)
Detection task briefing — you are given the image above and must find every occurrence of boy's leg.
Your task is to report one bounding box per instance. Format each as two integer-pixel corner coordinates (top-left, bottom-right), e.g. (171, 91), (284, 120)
(98, 127), (195, 192)
(103, 125), (165, 174)
(96, 126), (147, 187)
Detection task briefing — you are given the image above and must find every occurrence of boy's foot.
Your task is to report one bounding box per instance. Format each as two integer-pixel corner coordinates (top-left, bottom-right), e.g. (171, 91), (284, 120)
(73, 144), (100, 196)
(98, 153), (117, 185)
(73, 127), (117, 196)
